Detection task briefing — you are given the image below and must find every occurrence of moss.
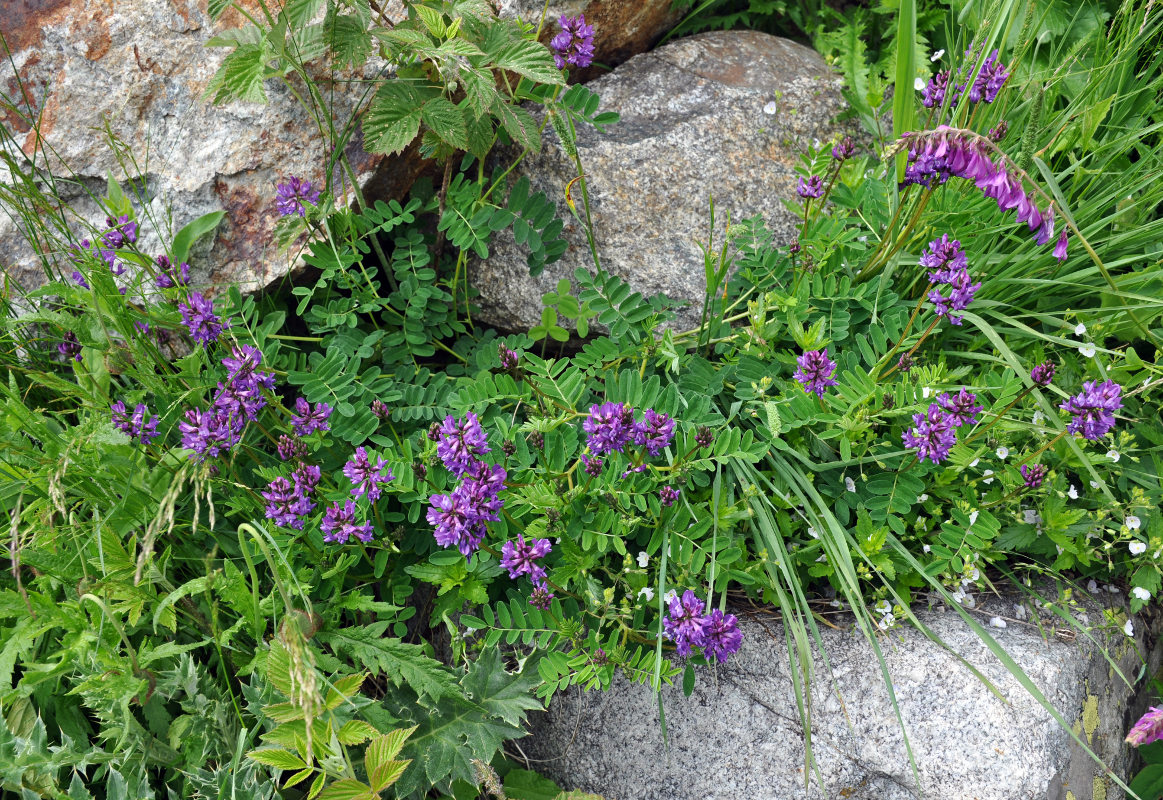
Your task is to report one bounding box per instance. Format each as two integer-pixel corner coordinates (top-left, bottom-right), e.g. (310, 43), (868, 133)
(1066, 792), (1076, 800)
(1092, 774), (1107, 800)
(1081, 695), (1100, 744)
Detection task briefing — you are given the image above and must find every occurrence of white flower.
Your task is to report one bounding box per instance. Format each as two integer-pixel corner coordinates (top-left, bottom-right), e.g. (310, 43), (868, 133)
(921, 386), (932, 399)
(807, 526), (819, 539)
(1013, 604), (1027, 621)
(963, 593), (976, 609)
(1130, 541), (1147, 556)
(1079, 343), (1096, 358)
(1107, 450), (1120, 463)
(963, 565), (980, 583)
(763, 100), (778, 115)
(663, 589), (677, 603)
(1126, 515), (1142, 530)
(969, 510), (980, 525)
(982, 469), (995, 484)
(1087, 579), (1099, 593)
(1125, 619), (1135, 637)
(1133, 587), (1151, 601)
(914, 77), (927, 91)
(1032, 410), (1044, 425)
(638, 586), (655, 602)
(878, 613), (897, 630)
(829, 599), (844, 609)
(969, 458), (980, 468)
(875, 599), (892, 615)
(930, 49), (945, 61)
(922, 543), (931, 553)
(1090, 480), (1101, 489)
(1067, 484), (1079, 500)
(845, 477), (857, 493)
(1022, 509), (1041, 525)
(950, 587), (967, 605)
(816, 554), (828, 563)
(989, 616), (1007, 629)
(917, 493), (929, 503)
(1074, 322), (1087, 336)
(637, 551), (649, 569)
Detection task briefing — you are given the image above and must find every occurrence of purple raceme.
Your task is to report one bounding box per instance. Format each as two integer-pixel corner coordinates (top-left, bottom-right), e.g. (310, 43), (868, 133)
(988, 120), (1008, 143)
(965, 49), (1010, 104)
(632, 409), (676, 457)
(583, 401), (635, 456)
(550, 13), (594, 69)
(277, 435), (306, 462)
(71, 270), (90, 289)
(663, 590), (709, 658)
(921, 70), (953, 108)
(437, 412), (490, 476)
(928, 266), (980, 326)
(111, 400), (160, 445)
(1127, 707), (1163, 747)
(582, 454), (604, 476)
(794, 349), (839, 397)
(501, 533), (552, 582)
(937, 389), (982, 427)
(1021, 464), (1046, 490)
(695, 426), (713, 449)
(154, 255), (190, 288)
(796, 175), (825, 199)
(213, 347), (275, 425)
(58, 331), (82, 362)
(293, 463), (321, 495)
(832, 136), (855, 161)
(262, 476), (315, 530)
(902, 404), (957, 464)
(179, 292), (223, 347)
(178, 407), (242, 461)
(529, 580), (554, 610)
(1060, 380), (1122, 441)
(920, 235), (969, 283)
(659, 485), (680, 507)
(370, 399), (391, 421)
(1030, 361), (1056, 387)
(321, 500), (374, 544)
(101, 215), (139, 249)
(702, 608), (743, 663)
(275, 176), (321, 217)
(427, 461), (507, 559)
(343, 446), (394, 501)
(498, 344), (519, 371)
(291, 397), (332, 436)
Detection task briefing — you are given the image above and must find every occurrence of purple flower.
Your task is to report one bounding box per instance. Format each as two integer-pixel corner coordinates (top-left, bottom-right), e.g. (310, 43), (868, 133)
(501, 533), (552, 582)
(371, 399), (391, 420)
(966, 49), (1009, 104)
(663, 590), (709, 658)
(550, 13), (595, 69)
(58, 331), (82, 362)
(427, 491), (482, 558)
(293, 463), (321, 495)
(71, 270), (90, 289)
(659, 485), (680, 507)
(179, 292), (223, 347)
(437, 412), (490, 476)
(277, 435), (305, 462)
(902, 403), (956, 464)
(343, 446), (394, 501)
(178, 407), (242, 461)
(928, 268), (980, 325)
(1060, 380), (1122, 441)
(498, 344), (519, 371)
(291, 397), (333, 437)
(1053, 231), (1068, 262)
(937, 389), (982, 427)
(832, 136), (855, 161)
(529, 580), (554, 610)
(1030, 361), (1056, 387)
(793, 349), (839, 397)
(920, 235), (969, 284)
(101, 215), (138, 249)
(583, 402), (635, 456)
(695, 426), (713, 449)
(632, 409), (675, 457)
(111, 400), (160, 445)
(921, 70), (951, 108)
(275, 176), (321, 218)
(155, 255), (190, 288)
(703, 608), (743, 662)
(988, 121), (1008, 143)
(796, 175), (824, 199)
(1021, 464), (1046, 489)
(321, 500), (374, 544)
(262, 476), (315, 529)
(581, 454), (604, 476)
(1127, 707), (1163, 746)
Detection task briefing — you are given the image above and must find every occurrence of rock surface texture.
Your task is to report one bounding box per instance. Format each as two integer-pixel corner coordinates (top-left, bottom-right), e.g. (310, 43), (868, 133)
(523, 590), (1159, 800)
(471, 30), (849, 333)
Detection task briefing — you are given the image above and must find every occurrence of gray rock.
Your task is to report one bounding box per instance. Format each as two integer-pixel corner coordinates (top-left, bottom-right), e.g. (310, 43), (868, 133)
(470, 31), (850, 333)
(521, 589), (1159, 800)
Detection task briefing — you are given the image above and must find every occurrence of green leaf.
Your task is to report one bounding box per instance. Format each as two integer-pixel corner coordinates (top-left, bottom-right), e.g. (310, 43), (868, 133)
(316, 778), (376, 800)
(492, 99), (540, 152)
(317, 625), (459, 701)
(365, 83), (425, 155)
(421, 97), (469, 150)
(488, 37), (564, 85)
(503, 768), (563, 800)
(247, 748), (308, 770)
(208, 42), (271, 104)
(891, 0), (916, 182)
(171, 210), (226, 264)
(337, 720), (379, 745)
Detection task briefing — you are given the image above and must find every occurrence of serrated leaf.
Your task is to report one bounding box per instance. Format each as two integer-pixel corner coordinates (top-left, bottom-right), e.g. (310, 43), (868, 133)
(492, 99), (540, 152)
(247, 748), (308, 771)
(209, 42), (271, 104)
(421, 97), (468, 150)
(316, 778), (376, 800)
(365, 83), (426, 155)
(488, 37), (565, 86)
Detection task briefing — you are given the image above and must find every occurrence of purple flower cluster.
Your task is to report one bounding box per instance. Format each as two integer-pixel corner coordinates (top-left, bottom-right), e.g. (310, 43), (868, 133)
(111, 400), (160, 445)
(58, 331), (82, 362)
(921, 49), (1009, 109)
(154, 255), (190, 289)
(71, 237), (126, 280)
(659, 485), (680, 507)
(428, 415), (507, 559)
(1030, 361), (1056, 387)
(1060, 380), (1122, 441)
(662, 590), (743, 663)
(343, 446), (394, 501)
(501, 533), (552, 582)
(179, 292), (223, 347)
(262, 472), (317, 530)
(794, 349), (839, 397)
(101, 215), (139, 249)
(832, 136), (855, 161)
(275, 176), (321, 218)
(899, 128), (1068, 262)
(796, 175), (825, 199)
(902, 389), (980, 464)
(1127, 707), (1163, 747)
(922, 236), (979, 325)
(582, 402), (676, 462)
(550, 14), (595, 70)
(291, 397), (332, 436)
(633, 409), (676, 457)
(179, 345), (275, 462)
(1020, 464), (1046, 489)
(322, 500), (374, 544)
(71, 270), (90, 289)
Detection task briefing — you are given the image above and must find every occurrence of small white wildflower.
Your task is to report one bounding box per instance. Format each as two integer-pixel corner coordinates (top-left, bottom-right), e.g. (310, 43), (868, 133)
(637, 551), (649, 568)
(1126, 515), (1142, 530)
(1124, 619), (1135, 637)
(982, 469), (995, 484)
(1155, 549), (1161, 560)
(1133, 587), (1151, 601)
(914, 77), (927, 91)
(1079, 343), (1097, 358)
(969, 458), (981, 468)
(950, 586), (967, 605)
(1067, 484), (1079, 500)
(663, 589), (677, 603)
(963, 593), (976, 609)
(1055, 545), (1064, 555)
(963, 565), (980, 583)
(921, 386), (932, 399)
(1108, 449), (1120, 463)
(829, 598), (844, 609)
(969, 510), (980, 525)
(816, 554), (828, 563)
(1106, 584), (1121, 596)
(989, 616), (1007, 629)
(930, 49), (945, 61)
(1087, 579), (1099, 593)
(845, 477), (857, 493)
(763, 100), (778, 115)
(1079, 612), (1090, 625)
(878, 613), (897, 630)
(917, 493), (929, 503)
(1014, 604), (1028, 621)
(875, 599), (892, 615)
(1032, 410), (1044, 425)
(1074, 322), (1087, 336)
(1130, 541), (1147, 556)
(638, 586), (655, 602)
(807, 526), (819, 539)
(922, 543), (931, 553)
(1090, 480), (1101, 489)
(996, 446), (1009, 459)
(1022, 509), (1040, 525)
